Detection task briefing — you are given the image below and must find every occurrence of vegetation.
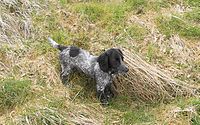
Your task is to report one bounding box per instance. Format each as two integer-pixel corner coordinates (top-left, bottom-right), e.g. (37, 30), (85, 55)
(0, 0), (199, 124)
(0, 79), (32, 114)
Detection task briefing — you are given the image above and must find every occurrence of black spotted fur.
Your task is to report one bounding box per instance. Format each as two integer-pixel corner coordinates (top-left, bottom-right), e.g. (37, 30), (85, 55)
(69, 46), (80, 57)
(48, 37), (128, 105)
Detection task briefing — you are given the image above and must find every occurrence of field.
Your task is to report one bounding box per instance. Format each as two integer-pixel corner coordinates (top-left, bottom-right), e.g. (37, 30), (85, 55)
(0, 0), (200, 124)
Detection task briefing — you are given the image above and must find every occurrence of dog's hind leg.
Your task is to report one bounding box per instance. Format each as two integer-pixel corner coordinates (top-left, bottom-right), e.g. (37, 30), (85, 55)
(60, 64), (72, 85)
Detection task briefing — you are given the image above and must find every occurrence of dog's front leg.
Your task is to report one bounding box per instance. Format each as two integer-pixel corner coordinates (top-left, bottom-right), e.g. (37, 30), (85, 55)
(96, 84), (108, 106)
(104, 83), (114, 101)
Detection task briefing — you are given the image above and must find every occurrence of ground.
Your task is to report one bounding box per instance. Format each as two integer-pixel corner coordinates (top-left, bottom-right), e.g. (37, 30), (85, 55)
(0, 0), (200, 124)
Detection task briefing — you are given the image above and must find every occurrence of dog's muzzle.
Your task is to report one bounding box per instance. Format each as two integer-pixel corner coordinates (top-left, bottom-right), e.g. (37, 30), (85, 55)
(119, 64), (129, 73)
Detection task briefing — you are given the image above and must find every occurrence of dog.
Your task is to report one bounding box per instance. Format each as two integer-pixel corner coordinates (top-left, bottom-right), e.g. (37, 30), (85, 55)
(48, 37), (128, 105)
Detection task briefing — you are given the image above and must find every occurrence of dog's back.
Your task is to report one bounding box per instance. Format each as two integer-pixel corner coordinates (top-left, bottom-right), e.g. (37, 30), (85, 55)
(60, 47), (97, 77)
(48, 37), (97, 76)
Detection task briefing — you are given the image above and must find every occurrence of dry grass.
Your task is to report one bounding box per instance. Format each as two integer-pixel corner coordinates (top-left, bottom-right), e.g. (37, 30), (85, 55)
(0, 0), (40, 46)
(12, 106), (104, 125)
(114, 49), (199, 103)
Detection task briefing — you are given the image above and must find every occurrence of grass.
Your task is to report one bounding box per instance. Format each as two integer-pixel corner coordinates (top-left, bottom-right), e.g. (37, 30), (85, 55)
(191, 98), (200, 125)
(184, 0), (200, 7)
(185, 8), (200, 23)
(122, 107), (155, 124)
(0, 79), (32, 114)
(1, 0), (200, 124)
(72, 0), (148, 33)
(147, 43), (156, 62)
(74, 3), (105, 23)
(156, 15), (200, 39)
(12, 107), (69, 125)
(126, 24), (148, 41)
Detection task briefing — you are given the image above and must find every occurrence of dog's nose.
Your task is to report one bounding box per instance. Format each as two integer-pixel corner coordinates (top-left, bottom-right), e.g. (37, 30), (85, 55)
(124, 67), (129, 73)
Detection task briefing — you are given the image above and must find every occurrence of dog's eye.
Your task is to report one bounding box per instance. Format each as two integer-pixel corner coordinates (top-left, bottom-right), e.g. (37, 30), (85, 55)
(116, 58), (120, 61)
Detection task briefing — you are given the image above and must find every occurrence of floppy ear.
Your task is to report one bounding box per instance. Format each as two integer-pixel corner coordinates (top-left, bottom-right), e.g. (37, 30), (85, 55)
(117, 49), (124, 60)
(97, 52), (110, 72)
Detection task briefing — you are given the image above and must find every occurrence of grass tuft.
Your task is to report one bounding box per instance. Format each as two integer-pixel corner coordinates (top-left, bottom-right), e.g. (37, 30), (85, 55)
(14, 107), (68, 125)
(0, 79), (32, 114)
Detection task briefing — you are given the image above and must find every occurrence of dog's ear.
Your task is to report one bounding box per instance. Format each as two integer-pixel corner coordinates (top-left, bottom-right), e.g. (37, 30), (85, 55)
(97, 52), (110, 72)
(117, 49), (124, 60)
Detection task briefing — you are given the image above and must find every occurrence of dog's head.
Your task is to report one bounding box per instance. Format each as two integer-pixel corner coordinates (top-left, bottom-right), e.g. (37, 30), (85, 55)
(97, 48), (128, 74)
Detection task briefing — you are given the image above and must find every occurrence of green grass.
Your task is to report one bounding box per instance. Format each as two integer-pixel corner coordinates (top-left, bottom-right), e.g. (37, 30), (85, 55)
(157, 15), (200, 39)
(125, 0), (147, 10)
(109, 95), (133, 112)
(147, 43), (156, 62)
(72, 1), (148, 33)
(148, 0), (169, 11)
(74, 3), (105, 23)
(122, 106), (155, 124)
(126, 24), (148, 40)
(191, 101), (200, 125)
(184, 0), (200, 7)
(185, 98), (200, 125)
(72, 2), (128, 30)
(108, 95), (156, 124)
(0, 79), (32, 114)
(185, 8), (200, 23)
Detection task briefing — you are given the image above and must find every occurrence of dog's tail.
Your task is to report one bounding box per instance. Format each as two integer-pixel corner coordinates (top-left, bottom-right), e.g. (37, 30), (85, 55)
(48, 37), (67, 51)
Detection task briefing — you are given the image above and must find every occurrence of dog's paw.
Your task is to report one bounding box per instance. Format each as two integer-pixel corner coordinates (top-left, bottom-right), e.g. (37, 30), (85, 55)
(97, 91), (109, 106)
(106, 92), (114, 101)
(104, 86), (114, 101)
(100, 99), (109, 106)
